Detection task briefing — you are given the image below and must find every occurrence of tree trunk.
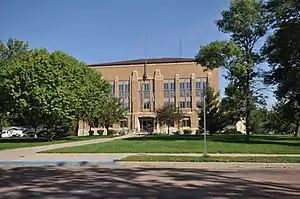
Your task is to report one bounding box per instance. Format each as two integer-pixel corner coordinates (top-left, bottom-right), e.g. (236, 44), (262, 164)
(294, 123), (300, 137)
(75, 120), (79, 136)
(245, 70), (251, 143)
(105, 125), (110, 135)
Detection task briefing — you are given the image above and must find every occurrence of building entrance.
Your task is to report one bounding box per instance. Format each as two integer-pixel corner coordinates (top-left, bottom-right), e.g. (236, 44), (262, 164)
(139, 118), (154, 134)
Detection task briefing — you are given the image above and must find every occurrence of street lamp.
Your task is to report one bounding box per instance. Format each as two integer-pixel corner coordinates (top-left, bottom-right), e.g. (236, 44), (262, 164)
(203, 71), (211, 155)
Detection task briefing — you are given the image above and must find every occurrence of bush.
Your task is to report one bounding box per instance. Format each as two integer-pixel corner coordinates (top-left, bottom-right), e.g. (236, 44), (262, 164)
(221, 129), (240, 134)
(119, 129), (128, 135)
(89, 130), (94, 136)
(183, 129), (193, 135)
(108, 129), (118, 135)
(196, 129), (202, 135)
(173, 131), (181, 135)
(97, 130), (104, 136)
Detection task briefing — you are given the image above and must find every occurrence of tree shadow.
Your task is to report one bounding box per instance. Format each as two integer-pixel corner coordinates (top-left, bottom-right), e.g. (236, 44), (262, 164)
(0, 165), (299, 198)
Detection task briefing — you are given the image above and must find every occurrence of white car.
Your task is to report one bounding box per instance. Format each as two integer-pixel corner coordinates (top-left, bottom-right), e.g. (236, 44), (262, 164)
(1, 127), (27, 138)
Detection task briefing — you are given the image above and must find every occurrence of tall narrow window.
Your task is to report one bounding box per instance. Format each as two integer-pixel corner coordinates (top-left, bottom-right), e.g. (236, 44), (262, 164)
(143, 80), (150, 110)
(163, 79), (175, 107)
(182, 117), (191, 127)
(179, 78), (191, 108)
(118, 80), (130, 109)
(196, 77), (206, 107)
(110, 81), (115, 96)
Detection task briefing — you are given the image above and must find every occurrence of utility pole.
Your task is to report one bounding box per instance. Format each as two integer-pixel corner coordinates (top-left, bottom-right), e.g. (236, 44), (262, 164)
(203, 73), (209, 155)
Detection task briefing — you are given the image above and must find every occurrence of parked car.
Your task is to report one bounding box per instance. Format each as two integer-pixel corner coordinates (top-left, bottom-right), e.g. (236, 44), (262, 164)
(1, 127), (27, 138)
(23, 127), (44, 138)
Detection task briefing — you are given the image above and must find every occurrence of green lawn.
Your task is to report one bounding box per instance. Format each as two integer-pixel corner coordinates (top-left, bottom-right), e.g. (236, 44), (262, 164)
(0, 135), (115, 150)
(41, 134), (300, 154)
(117, 155), (300, 163)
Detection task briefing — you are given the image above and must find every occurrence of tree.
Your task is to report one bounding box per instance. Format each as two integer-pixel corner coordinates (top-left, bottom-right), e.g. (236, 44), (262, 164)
(263, 0), (300, 136)
(195, 0), (268, 142)
(0, 39), (110, 140)
(264, 101), (296, 134)
(97, 96), (127, 132)
(0, 39), (30, 126)
(198, 86), (223, 133)
(156, 104), (184, 134)
(249, 106), (270, 134)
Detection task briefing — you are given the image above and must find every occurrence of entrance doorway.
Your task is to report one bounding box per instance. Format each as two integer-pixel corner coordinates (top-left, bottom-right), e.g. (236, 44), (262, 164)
(139, 118), (154, 134)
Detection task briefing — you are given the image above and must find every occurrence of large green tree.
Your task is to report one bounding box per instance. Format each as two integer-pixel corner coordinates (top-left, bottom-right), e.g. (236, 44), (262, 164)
(195, 0), (268, 142)
(0, 39), (110, 139)
(263, 0), (300, 136)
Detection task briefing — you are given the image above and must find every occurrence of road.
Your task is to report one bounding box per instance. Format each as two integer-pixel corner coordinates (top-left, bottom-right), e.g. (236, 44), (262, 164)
(0, 162), (299, 199)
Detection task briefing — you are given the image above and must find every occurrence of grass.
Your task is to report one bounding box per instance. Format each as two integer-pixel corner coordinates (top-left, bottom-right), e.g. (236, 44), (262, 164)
(41, 134), (300, 154)
(117, 155), (300, 163)
(0, 135), (115, 150)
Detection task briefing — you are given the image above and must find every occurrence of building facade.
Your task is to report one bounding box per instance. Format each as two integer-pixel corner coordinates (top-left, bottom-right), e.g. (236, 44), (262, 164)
(78, 58), (218, 135)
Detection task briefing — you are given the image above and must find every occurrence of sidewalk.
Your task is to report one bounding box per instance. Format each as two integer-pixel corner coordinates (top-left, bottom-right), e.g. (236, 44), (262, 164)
(0, 133), (136, 161)
(1, 152), (300, 164)
(130, 153), (300, 157)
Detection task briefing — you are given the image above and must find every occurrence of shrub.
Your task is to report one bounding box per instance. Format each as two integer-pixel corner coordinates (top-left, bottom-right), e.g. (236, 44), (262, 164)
(183, 129), (193, 135)
(97, 130), (104, 136)
(196, 129), (202, 135)
(108, 129), (118, 135)
(119, 129), (128, 135)
(89, 130), (94, 136)
(222, 129), (240, 134)
(173, 131), (181, 135)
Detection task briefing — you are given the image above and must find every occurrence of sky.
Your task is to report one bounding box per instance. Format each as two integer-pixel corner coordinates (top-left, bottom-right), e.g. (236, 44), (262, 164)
(1, 0), (274, 104)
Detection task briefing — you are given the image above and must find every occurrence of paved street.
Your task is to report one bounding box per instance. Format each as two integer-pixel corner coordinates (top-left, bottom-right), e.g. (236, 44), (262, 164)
(0, 162), (299, 199)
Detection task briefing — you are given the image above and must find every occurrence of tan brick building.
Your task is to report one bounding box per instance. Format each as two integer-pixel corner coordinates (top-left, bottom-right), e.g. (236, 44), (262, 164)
(78, 58), (218, 135)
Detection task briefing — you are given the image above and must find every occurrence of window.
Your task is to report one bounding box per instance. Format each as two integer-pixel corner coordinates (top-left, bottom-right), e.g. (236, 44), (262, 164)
(179, 78), (191, 108)
(164, 82), (169, 90)
(186, 101), (191, 108)
(143, 80), (150, 99)
(164, 101), (175, 108)
(180, 101), (185, 108)
(120, 120), (127, 128)
(110, 81), (115, 96)
(119, 84), (124, 92)
(143, 80), (151, 110)
(170, 82), (175, 90)
(196, 77), (206, 107)
(152, 81), (155, 110)
(163, 79), (175, 107)
(118, 80), (130, 109)
(144, 82), (150, 91)
(144, 101), (150, 109)
(182, 117), (191, 127)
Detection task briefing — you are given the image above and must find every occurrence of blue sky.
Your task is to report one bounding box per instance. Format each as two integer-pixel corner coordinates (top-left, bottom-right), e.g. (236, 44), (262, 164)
(1, 0), (274, 104)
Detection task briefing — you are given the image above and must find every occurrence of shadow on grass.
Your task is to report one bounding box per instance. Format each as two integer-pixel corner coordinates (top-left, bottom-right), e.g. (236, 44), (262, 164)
(125, 134), (300, 147)
(0, 165), (299, 198)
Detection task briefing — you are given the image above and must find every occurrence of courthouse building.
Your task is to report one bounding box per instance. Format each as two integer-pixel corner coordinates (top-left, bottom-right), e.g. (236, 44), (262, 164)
(78, 57), (218, 135)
